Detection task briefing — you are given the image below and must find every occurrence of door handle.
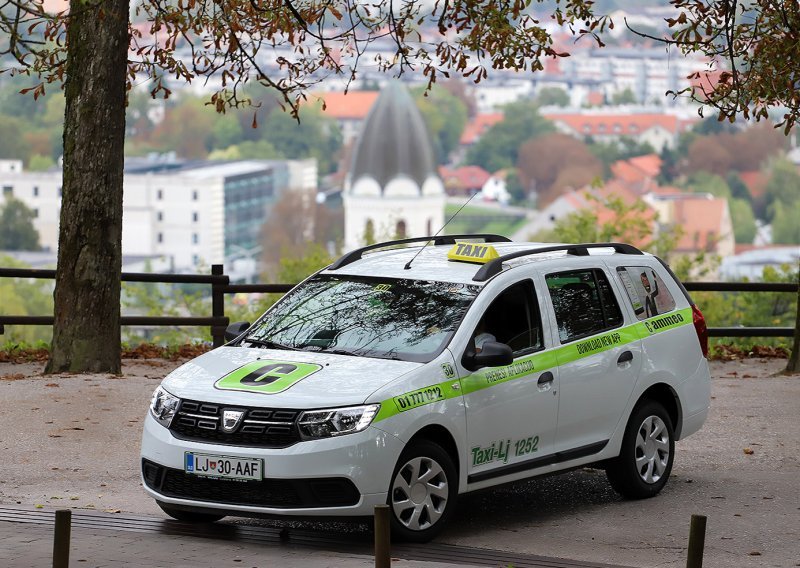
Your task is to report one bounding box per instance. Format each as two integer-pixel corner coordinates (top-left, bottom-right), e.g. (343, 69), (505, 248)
(537, 371), (554, 386)
(617, 350), (633, 364)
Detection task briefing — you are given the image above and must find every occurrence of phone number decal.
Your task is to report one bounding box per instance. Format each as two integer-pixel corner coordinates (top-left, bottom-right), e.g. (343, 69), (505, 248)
(393, 386), (444, 412)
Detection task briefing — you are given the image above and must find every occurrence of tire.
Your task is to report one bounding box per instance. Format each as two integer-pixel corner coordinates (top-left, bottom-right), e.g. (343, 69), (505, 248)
(157, 501), (225, 523)
(388, 440), (458, 543)
(606, 400), (675, 499)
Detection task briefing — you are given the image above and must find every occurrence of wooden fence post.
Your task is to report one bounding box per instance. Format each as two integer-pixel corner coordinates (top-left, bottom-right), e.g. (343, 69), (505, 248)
(374, 504), (391, 568)
(686, 514), (707, 568)
(211, 264), (225, 347)
(52, 509), (71, 568)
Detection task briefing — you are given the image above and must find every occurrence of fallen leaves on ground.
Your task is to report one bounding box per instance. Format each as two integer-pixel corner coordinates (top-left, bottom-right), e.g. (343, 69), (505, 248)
(712, 344), (789, 361)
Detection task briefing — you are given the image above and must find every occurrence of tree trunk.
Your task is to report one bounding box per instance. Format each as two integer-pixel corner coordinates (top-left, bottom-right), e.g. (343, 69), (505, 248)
(45, 0), (129, 374)
(787, 265), (800, 374)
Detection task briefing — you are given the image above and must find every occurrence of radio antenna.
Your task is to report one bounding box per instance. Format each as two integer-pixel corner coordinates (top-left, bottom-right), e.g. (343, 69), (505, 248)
(404, 192), (479, 270)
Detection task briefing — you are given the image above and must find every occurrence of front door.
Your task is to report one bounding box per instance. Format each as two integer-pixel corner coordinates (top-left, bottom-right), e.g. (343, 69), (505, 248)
(461, 280), (560, 485)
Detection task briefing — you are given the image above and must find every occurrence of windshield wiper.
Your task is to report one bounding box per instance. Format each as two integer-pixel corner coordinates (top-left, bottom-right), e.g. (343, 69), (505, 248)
(243, 337), (300, 351)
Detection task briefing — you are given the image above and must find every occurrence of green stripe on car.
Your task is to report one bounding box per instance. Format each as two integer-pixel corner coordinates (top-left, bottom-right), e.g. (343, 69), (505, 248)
(374, 309), (693, 423)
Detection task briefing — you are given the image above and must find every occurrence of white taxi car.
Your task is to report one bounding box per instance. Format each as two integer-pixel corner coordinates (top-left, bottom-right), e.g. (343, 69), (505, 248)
(141, 235), (711, 541)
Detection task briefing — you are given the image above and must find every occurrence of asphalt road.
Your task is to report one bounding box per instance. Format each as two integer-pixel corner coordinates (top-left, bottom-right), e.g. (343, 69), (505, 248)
(1, 357), (798, 568)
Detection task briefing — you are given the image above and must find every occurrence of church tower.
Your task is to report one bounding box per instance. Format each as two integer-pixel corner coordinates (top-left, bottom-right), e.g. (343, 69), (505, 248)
(343, 82), (445, 251)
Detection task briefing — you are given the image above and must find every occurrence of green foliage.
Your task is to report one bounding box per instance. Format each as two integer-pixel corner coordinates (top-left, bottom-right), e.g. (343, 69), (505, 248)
(121, 281), (212, 345)
(464, 101), (554, 172)
(764, 158), (800, 222)
(0, 116), (31, 161)
(588, 137), (657, 177)
(227, 243), (334, 326)
(504, 170), (526, 204)
(442, 204), (526, 236)
(28, 154), (55, 171)
(686, 172), (731, 199)
(262, 105), (342, 174)
(0, 255), (53, 344)
(729, 198), (757, 244)
(726, 172), (751, 203)
(610, 88), (637, 105)
(413, 86), (468, 165)
(0, 198), (41, 251)
(697, 264), (799, 350)
(536, 87), (570, 107)
(771, 200), (800, 244)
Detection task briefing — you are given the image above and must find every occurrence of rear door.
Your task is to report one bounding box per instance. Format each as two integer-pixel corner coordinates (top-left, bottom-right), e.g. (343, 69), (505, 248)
(545, 267), (643, 455)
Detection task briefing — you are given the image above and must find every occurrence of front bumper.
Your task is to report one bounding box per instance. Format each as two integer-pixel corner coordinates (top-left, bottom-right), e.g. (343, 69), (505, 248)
(140, 413), (403, 517)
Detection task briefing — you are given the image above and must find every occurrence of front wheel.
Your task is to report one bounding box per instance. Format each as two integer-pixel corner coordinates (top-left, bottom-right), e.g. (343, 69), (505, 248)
(606, 400), (675, 499)
(388, 440), (457, 542)
(157, 501), (225, 523)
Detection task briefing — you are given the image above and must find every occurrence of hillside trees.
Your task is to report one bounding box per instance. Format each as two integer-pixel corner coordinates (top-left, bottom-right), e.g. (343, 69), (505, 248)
(517, 133), (603, 206)
(0, 198), (41, 251)
(465, 100), (554, 172)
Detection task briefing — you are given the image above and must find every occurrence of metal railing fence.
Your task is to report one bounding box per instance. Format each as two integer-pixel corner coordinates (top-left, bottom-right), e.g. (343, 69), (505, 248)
(0, 265), (796, 346)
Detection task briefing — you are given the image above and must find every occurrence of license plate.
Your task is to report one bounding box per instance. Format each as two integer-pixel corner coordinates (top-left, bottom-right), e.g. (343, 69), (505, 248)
(184, 452), (263, 480)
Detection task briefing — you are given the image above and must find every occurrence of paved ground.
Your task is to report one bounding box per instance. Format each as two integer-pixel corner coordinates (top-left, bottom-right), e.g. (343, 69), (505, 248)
(1, 357), (798, 567)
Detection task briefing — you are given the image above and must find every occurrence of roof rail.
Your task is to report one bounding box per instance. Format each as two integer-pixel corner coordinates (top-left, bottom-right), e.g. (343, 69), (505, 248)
(328, 234), (512, 270)
(472, 242), (644, 282)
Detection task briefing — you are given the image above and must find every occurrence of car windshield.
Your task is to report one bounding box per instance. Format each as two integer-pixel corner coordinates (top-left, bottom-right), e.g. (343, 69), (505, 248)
(244, 275), (479, 363)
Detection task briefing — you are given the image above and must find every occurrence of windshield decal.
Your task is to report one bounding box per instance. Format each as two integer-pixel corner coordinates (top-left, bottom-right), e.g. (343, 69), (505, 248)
(215, 360), (322, 394)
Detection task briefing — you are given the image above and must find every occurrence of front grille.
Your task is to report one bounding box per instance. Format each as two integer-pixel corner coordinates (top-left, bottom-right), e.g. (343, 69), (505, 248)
(142, 460), (360, 509)
(170, 399), (301, 448)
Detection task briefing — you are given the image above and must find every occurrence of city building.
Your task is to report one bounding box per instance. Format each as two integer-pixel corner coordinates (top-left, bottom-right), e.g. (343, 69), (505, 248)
(0, 157), (317, 273)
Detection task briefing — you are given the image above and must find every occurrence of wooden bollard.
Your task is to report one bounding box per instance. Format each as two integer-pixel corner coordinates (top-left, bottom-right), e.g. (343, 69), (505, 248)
(686, 514), (707, 568)
(53, 509), (72, 568)
(374, 504), (391, 568)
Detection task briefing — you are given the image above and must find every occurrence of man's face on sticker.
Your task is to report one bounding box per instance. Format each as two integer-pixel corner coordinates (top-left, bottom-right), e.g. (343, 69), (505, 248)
(640, 273), (651, 292)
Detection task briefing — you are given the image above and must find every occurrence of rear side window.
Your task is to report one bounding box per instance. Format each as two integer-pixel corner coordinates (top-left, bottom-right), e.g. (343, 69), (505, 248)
(546, 269), (623, 343)
(616, 266), (676, 320)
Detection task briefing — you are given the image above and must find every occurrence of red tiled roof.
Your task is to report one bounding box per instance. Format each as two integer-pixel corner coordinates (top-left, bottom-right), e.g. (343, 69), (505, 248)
(439, 165), (491, 190)
(546, 112), (682, 136)
(673, 197), (727, 252)
(459, 113), (503, 145)
(628, 154), (662, 177)
(315, 91), (380, 120)
(610, 154), (662, 186)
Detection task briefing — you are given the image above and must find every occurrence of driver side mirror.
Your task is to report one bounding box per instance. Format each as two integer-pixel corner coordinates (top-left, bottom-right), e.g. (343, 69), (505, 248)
(463, 341), (513, 371)
(225, 321), (250, 343)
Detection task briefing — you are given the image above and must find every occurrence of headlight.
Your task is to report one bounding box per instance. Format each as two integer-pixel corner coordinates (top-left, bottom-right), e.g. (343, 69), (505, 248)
(298, 404), (380, 440)
(149, 386), (180, 428)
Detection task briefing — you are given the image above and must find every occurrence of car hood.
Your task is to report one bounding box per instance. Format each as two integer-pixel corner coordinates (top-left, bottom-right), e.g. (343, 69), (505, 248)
(159, 346), (422, 408)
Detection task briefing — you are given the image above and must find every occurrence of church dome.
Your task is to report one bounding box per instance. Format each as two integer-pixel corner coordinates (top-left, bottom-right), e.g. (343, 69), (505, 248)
(348, 82), (438, 193)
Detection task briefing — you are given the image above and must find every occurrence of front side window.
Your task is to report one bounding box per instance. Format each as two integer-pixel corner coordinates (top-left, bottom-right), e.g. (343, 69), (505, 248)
(546, 269), (623, 343)
(470, 280), (543, 356)
(246, 276), (479, 363)
(616, 266), (675, 319)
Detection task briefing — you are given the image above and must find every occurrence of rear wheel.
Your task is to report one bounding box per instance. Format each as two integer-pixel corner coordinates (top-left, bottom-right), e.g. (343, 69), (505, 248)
(606, 400), (675, 499)
(157, 501), (225, 523)
(388, 440), (457, 542)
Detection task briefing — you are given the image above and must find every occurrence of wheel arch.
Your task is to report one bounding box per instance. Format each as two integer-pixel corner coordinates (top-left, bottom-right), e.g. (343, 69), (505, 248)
(407, 424), (460, 482)
(636, 382), (683, 439)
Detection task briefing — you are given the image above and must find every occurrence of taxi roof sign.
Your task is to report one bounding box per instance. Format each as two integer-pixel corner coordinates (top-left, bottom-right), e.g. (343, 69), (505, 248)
(447, 242), (500, 264)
